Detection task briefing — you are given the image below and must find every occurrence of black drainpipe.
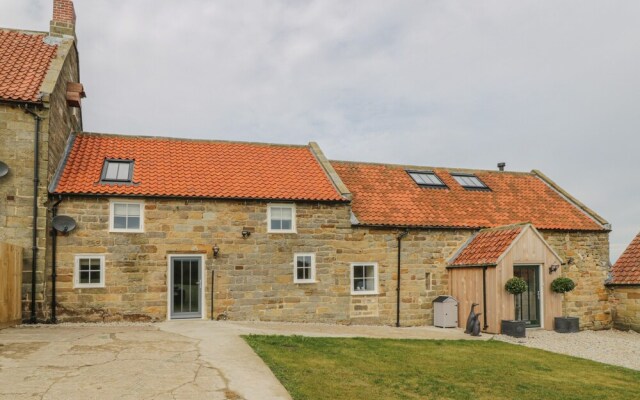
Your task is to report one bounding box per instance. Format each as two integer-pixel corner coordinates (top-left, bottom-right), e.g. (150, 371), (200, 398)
(49, 196), (63, 324)
(24, 107), (42, 324)
(482, 266), (488, 330)
(396, 229), (409, 327)
(211, 270), (216, 321)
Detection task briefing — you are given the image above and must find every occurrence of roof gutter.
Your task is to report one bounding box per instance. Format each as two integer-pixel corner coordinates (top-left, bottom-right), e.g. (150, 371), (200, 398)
(47, 192), (350, 204)
(605, 282), (640, 287)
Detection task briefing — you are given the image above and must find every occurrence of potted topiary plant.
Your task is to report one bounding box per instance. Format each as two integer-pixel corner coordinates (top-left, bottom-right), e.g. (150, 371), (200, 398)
(551, 277), (579, 333)
(501, 277), (528, 337)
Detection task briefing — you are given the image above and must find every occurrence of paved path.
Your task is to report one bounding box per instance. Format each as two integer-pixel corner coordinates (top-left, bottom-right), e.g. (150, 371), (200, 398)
(0, 321), (484, 399)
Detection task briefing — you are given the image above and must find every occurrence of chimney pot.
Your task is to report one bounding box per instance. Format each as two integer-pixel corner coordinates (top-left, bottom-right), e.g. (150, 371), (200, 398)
(497, 162), (506, 171)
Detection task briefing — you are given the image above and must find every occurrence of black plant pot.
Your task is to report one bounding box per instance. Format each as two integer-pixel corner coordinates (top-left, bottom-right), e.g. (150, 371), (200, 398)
(554, 317), (579, 333)
(501, 320), (526, 338)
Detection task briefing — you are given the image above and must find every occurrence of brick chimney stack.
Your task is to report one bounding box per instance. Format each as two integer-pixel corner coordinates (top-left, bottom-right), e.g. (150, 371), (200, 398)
(50, 0), (76, 38)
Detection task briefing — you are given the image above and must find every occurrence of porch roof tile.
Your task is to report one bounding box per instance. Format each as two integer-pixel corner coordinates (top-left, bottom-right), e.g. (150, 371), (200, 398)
(449, 225), (523, 266)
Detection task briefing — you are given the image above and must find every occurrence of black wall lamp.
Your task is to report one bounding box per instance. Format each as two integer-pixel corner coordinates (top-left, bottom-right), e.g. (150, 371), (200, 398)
(213, 244), (220, 258)
(242, 230), (251, 238)
(549, 257), (574, 274)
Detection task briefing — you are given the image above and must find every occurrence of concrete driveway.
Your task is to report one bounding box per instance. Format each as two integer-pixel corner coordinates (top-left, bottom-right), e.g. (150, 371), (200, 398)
(0, 321), (484, 399)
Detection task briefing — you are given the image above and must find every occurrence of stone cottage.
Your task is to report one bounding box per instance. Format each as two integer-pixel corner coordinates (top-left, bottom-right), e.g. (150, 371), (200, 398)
(607, 232), (640, 332)
(0, 0), (83, 323)
(42, 132), (612, 332)
(0, 0), (615, 333)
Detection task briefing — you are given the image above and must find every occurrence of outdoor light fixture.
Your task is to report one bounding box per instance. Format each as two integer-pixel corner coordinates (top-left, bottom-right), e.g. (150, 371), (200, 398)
(549, 257), (575, 274)
(213, 244), (220, 258)
(241, 230), (251, 238)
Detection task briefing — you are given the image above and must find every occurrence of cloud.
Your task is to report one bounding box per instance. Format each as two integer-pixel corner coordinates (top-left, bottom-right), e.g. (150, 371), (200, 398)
(2, 0), (638, 260)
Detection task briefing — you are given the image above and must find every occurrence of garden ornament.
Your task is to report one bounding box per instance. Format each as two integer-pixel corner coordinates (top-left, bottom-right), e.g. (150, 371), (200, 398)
(465, 303), (479, 334)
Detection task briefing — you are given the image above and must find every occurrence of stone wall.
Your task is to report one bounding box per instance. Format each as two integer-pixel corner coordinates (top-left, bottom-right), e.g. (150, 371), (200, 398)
(45, 41), (81, 180)
(608, 287), (640, 332)
(51, 197), (351, 321)
(541, 231), (612, 330)
(0, 103), (51, 321)
(41, 40), (81, 320)
(50, 196), (475, 325)
(49, 196), (611, 327)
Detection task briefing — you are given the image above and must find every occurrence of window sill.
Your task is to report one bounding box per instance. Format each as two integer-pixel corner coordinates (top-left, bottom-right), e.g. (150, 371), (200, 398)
(74, 284), (105, 289)
(109, 229), (144, 233)
(294, 280), (316, 284)
(267, 230), (297, 234)
(351, 291), (378, 296)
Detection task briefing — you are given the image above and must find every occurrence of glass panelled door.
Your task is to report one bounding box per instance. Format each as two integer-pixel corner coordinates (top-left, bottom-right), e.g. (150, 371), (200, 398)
(170, 257), (202, 319)
(513, 265), (540, 327)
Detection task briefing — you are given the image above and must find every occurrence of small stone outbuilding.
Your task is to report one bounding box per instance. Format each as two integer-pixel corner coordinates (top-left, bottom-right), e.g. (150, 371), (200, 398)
(607, 232), (640, 332)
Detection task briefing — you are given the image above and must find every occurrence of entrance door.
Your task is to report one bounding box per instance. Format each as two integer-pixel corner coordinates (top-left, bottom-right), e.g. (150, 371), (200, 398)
(513, 265), (540, 327)
(170, 256), (202, 319)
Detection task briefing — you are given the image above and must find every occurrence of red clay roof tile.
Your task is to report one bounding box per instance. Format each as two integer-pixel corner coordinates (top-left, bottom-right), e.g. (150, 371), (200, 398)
(0, 30), (57, 102)
(610, 232), (640, 284)
(450, 225), (523, 266)
(331, 161), (604, 231)
(52, 134), (346, 202)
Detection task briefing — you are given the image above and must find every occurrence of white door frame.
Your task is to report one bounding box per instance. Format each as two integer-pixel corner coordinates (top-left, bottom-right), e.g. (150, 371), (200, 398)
(166, 254), (206, 320)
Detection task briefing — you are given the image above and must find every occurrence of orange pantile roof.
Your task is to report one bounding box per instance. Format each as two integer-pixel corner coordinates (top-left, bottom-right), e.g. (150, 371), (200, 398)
(51, 134), (346, 202)
(331, 161), (605, 231)
(610, 232), (640, 284)
(0, 30), (57, 103)
(450, 225), (523, 266)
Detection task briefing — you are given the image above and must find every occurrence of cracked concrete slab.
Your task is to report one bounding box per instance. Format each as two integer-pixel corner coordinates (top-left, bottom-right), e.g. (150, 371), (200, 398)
(0, 325), (237, 400)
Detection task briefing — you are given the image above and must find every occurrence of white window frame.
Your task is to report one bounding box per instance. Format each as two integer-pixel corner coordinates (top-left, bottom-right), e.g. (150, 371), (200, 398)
(293, 253), (316, 283)
(109, 199), (144, 233)
(267, 203), (296, 233)
(350, 262), (378, 295)
(74, 254), (106, 288)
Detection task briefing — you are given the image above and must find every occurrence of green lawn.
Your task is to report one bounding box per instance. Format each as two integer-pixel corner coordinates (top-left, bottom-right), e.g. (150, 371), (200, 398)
(244, 335), (640, 400)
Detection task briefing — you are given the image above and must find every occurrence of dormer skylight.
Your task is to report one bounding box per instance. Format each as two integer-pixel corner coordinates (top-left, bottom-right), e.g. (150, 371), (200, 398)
(101, 160), (133, 183)
(407, 171), (446, 188)
(452, 174), (489, 190)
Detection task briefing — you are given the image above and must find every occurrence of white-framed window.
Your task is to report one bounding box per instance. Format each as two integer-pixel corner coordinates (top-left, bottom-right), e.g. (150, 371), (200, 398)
(74, 254), (105, 288)
(294, 253), (316, 283)
(267, 204), (296, 233)
(109, 200), (144, 232)
(350, 263), (378, 295)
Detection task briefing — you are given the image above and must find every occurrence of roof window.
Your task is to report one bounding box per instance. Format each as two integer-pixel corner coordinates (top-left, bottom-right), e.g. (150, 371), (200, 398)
(101, 160), (133, 183)
(452, 174), (489, 190)
(407, 171), (446, 188)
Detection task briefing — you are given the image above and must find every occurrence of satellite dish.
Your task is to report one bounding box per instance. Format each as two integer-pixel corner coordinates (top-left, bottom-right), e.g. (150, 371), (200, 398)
(52, 215), (77, 233)
(0, 161), (8, 178)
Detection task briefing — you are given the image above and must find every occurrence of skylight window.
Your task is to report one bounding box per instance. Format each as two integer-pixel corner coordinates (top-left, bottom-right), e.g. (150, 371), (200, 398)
(101, 160), (133, 182)
(452, 174), (488, 190)
(408, 171), (446, 188)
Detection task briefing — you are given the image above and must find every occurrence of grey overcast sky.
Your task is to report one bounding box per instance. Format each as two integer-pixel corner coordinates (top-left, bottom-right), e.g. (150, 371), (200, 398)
(2, 0), (638, 261)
